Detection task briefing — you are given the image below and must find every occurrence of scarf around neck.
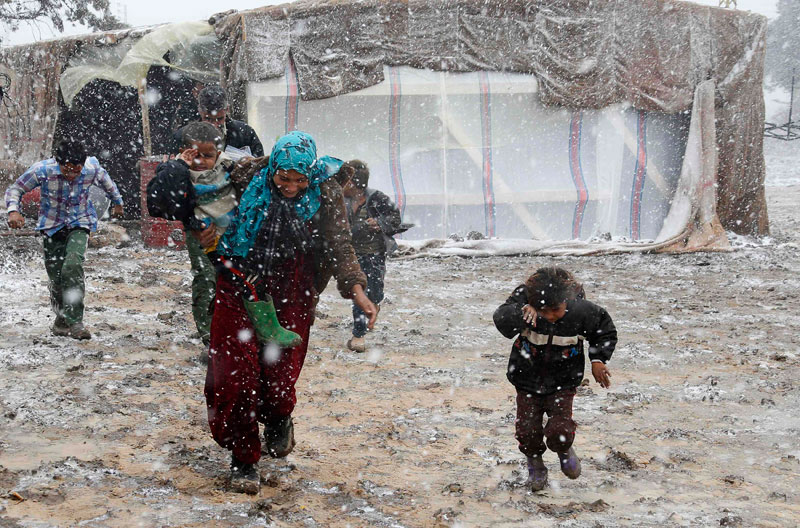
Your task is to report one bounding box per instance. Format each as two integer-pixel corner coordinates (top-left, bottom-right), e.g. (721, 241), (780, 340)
(219, 131), (343, 258)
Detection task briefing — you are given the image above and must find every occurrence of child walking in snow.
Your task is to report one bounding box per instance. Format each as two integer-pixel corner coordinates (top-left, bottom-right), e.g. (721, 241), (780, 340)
(154, 121), (242, 349)
(341, 159), (410, 353)
(493, 267), (617, 491)
(4, 139), (124, 340)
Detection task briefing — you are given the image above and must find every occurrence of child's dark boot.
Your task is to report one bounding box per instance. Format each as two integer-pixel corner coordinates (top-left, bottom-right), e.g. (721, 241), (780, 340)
(51, 316), (69, 336)
(558, 447), (581, 479)
(230, 455), (260, 495)
(264, 416), (296, 458)
(526, 455), (548, 491)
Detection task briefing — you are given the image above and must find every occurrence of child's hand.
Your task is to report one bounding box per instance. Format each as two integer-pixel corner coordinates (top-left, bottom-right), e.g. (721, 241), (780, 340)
(193, 224), (218, 250)
(110, 204), (124, 219)
(522, 304), (537, 327)
(7, 211), (24, 229)
(178, 148), (198, 166)
(591, 362), (611, 388)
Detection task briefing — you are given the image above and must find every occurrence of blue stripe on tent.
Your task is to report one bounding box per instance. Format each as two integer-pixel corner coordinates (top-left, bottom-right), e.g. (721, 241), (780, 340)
(388, 67), (406, 216)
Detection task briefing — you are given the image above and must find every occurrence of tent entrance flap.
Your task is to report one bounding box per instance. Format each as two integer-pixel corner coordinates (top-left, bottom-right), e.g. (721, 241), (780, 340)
(247, 66), (689, 243)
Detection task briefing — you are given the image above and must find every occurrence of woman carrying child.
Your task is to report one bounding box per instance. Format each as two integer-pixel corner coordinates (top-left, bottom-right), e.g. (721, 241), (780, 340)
(199, 131), (377, 494)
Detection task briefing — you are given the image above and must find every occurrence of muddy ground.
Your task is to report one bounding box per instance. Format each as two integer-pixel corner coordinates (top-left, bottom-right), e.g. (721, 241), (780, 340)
(0, 184), (798, 528)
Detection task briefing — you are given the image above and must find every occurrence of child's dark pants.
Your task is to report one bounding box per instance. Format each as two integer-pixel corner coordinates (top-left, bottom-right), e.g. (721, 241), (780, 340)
(43, 227), (89, 325)
(352, 253), (385, 338)
(515, 388), (577, 457)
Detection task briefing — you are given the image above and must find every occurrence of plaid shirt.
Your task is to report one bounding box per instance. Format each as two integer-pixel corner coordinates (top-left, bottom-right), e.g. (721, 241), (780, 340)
(5, 157), (123, 236)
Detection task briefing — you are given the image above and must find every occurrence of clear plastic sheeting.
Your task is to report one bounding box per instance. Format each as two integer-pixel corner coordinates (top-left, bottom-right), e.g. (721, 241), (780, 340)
(60, 21), (217, 106)
(248, 66), (691, 244)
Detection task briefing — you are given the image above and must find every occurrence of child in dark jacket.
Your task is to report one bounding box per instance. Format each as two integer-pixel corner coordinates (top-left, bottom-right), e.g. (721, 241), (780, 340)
(341, 160), (410, 353)
(493, 267), (617, 492)
(155, 122), (237, 348)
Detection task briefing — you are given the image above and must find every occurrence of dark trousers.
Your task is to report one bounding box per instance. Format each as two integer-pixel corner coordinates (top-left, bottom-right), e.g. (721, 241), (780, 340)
(352, 253), (385, 337)
(515, 388), (577, 457)
(43, 228), (89, 325)
(204, 263), (314, 465)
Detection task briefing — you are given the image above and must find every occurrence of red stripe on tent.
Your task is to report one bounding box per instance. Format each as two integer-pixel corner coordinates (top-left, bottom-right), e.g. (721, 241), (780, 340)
(630, 111), (647, 239)
(479, 71), (496, 238)
(389, 67), (406, 215)
(569, 111), (588, 239)
(285, 57), (299, 133)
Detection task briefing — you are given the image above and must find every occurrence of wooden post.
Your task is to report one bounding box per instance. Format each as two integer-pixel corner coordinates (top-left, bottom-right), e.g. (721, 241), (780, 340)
(138, 77), (152, 157)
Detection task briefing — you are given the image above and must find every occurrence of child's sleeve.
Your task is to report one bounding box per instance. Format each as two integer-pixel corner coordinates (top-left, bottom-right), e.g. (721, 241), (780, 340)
(586, 305), (617, 364)
(493, 285), (528, 339)
(5, 162), (44, 212)
(372, 192), (404, 235)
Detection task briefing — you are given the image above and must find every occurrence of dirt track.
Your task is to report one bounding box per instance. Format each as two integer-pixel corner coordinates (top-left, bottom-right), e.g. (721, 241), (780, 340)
(0, 186), (798, 527)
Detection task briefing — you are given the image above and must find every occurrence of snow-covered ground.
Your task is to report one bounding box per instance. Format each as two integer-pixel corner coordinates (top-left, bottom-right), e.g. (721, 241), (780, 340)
(0, 141), (798, 527)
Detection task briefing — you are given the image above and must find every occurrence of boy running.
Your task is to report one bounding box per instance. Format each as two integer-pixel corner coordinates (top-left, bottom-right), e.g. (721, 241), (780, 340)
(5, 139), (124, 339)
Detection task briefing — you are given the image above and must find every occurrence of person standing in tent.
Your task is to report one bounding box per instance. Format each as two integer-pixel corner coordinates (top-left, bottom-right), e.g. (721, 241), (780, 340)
(198, 131), (377, 494)
(4, 139), (124, 340)
(493, 267), (617, 492)
(340, 159), (411, 353)
(170, 85), (264, 158)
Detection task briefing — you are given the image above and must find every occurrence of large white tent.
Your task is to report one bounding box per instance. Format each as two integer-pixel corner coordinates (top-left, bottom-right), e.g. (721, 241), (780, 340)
(0, 0), (769, 253)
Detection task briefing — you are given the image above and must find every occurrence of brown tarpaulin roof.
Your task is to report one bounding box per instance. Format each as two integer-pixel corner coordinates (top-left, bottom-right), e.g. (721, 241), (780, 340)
(215, 0), (768, 236)
(0, 28), (149, 184)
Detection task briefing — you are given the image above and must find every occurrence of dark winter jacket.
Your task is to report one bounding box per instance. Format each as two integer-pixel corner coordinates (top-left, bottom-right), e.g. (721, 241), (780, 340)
(309, 178), (368, 300)
(146, 160), (201, 229)
(493, 285), (617, 395)
(170, 118), (265, 157)
(347, 188), (412, 255)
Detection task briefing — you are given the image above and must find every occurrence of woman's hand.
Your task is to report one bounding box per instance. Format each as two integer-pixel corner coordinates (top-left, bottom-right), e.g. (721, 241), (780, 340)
(351, 284), (378, 330)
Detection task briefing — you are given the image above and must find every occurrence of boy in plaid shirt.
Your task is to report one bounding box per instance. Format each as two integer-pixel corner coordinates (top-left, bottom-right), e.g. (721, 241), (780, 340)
(5, 140), (124, 339)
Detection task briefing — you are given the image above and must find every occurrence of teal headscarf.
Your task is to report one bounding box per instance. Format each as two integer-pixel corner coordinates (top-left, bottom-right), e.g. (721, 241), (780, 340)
(219, 131), (343, 257)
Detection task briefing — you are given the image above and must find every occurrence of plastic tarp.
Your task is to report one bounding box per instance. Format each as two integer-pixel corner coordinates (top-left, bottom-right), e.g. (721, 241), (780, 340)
(0, 21), (217, 179)
(217, 0), (769, 239)
(60, 21), (217, 106)
(0, 28), (145, 183)
(248, 68), (725, 252)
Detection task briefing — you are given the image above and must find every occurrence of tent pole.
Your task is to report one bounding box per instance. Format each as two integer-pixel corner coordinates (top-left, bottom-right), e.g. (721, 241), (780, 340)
(788, 74), (795, 140)
(138, 78), (153, 157)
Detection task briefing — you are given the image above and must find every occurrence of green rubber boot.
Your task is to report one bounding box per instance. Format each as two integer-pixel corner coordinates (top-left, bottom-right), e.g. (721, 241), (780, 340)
(243, 296), (303, 348)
